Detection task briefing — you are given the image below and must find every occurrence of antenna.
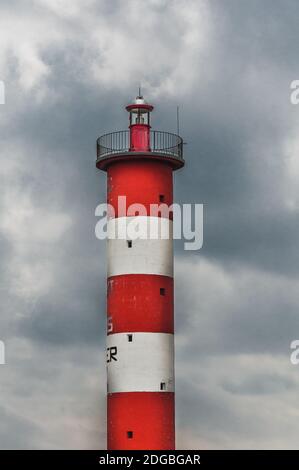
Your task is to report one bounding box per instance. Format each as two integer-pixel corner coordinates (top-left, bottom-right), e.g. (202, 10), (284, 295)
(138, 84), (142, 98)
(176, 105), (180, 136)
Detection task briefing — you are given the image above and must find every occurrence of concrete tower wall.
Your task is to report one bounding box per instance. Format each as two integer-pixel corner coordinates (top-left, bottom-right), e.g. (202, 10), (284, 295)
(106, 158), (175, 450)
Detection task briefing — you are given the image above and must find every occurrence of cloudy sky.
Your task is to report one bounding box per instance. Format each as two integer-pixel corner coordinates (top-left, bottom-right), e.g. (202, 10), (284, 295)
(1, 0), (299, 449)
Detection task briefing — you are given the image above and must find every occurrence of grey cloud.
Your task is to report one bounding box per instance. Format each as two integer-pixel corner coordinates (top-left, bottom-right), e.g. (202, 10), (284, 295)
(222, 373), (296, 395)
(1, 0), (299, 450)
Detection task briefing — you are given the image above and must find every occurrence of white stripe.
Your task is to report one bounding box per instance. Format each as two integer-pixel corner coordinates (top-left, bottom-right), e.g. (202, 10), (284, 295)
(107, 217), (173, 277)
(107, 333), (174, 393)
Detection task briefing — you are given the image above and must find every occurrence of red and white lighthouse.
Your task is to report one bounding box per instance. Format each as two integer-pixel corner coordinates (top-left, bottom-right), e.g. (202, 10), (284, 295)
(96, 94), (184, 450)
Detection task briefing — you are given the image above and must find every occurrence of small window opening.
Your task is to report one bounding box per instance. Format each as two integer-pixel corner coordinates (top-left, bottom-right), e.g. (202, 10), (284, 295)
(159, 194), (165, 202)
(127, 240), (132, 248)
(128, 334), (133, 342)
(160, 288), (165, 296)
(160, 382), (166, 391)
(127, 431), (133, 439)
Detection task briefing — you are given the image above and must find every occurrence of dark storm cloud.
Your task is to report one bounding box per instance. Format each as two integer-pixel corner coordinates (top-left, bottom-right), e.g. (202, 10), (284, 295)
(20, 261), (106, 345)
(170, 0), (299, 274)
(175, 257), (299, 359)
(176, 366), (299, 449)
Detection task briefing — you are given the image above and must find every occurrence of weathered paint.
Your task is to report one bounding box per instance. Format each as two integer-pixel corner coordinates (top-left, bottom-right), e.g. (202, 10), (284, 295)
(107, 160), (173, 218)
(108, 392), (175, 450)
(107, 217), (173, 277)
(107, 274), (174, 334)
(107, 333), (174, 393)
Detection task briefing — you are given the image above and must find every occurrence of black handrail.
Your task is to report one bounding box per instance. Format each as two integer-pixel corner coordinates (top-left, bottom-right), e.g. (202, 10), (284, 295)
(97, 130), (183, 160)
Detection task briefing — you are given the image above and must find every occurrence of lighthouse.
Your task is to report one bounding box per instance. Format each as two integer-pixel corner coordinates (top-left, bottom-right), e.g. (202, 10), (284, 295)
(96, 94), (184, 450)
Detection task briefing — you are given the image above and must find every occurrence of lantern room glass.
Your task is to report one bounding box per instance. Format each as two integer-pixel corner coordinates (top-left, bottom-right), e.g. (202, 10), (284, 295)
(129, 108), (150, 126)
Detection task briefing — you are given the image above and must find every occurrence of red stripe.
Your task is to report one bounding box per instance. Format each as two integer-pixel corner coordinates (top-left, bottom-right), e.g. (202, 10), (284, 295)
(107, 392), (175, 450)
(107, 275), (174, 334)
(107, 160), (173, 219)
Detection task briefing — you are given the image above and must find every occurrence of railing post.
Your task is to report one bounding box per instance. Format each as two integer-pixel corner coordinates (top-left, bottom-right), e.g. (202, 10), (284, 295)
(97, 130), (183, 161)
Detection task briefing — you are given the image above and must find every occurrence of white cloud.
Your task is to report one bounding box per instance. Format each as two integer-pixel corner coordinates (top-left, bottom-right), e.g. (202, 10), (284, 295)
(1, 189), (72, 246)
(176, 257), (299, 351)
(16, 43), (50, 91)
(91, 0), (211, 96)
(0, 0), (211, 100)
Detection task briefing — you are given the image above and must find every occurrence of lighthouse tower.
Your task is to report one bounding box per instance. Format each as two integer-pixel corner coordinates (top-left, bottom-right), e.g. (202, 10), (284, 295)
(96, 94), (184, 450)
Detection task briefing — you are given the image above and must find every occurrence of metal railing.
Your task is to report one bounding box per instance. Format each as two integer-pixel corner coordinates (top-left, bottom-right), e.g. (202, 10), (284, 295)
(97, 130), (183, 160)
